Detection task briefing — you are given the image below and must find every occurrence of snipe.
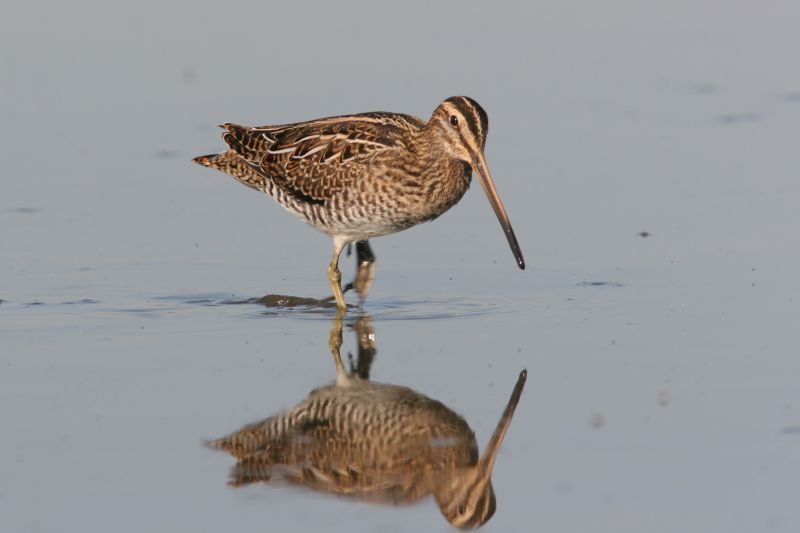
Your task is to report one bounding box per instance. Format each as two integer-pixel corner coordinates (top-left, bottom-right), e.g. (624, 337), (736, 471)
(208, 316), (527, 528)
(194, 97), (524, 309)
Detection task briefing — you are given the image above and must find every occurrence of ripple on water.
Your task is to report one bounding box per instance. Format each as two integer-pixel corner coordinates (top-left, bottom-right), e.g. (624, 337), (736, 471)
(166, 293), (520, 321)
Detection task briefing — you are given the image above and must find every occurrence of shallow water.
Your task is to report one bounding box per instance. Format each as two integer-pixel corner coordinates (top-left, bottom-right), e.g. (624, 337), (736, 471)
(2, 1), (800, 532)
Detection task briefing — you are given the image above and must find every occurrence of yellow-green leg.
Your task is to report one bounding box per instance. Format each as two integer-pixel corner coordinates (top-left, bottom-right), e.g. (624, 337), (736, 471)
(329, 312), (348, 385)
(327, 237), (348, 310)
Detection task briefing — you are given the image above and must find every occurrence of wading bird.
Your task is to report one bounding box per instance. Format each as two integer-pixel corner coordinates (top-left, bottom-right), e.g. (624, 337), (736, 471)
(194, 97), (524, 309)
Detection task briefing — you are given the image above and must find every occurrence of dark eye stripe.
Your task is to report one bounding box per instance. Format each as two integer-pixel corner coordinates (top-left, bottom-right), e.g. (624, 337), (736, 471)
(466, 489), (496, 528)
(460, 96), (488, 143)
(449, 97), (479, 137)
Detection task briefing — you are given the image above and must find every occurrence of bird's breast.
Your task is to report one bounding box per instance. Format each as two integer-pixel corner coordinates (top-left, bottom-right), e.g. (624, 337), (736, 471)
(415, 161), (472, 217)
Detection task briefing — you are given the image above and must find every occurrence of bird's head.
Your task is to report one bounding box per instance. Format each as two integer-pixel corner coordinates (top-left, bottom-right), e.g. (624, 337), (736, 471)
(434, 369), (528, 529)
(430, 96), (490, 160)
(429, 96), (525, 270)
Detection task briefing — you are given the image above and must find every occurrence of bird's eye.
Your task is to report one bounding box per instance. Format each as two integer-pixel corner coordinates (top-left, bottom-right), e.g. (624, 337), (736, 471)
(449, 115), (459, 127)
(457, 504), (467, 515)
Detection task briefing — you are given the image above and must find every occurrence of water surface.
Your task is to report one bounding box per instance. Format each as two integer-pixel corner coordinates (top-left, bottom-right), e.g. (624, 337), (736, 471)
(2, 2), (799, 532)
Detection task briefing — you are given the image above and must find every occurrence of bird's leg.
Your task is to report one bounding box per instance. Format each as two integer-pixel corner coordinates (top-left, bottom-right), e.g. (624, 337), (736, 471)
(327, 238), (348, 310)
(353, 240), (376, 300)
(343, 240), (376, 301)
(352, 315), (376, 379)
(329, 312), (348, 385)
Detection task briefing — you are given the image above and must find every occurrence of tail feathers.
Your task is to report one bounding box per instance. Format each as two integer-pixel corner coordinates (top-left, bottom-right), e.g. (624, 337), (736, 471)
(205, 421), (273, 461)
(221, 122), (272, 161)
(193, 153), (219, 167)
(192, 150), (266, 191)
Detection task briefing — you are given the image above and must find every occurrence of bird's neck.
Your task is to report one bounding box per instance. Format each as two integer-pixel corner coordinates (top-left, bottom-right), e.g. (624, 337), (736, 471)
(408, 125), (462, 175)
(397, 127), (471, 218)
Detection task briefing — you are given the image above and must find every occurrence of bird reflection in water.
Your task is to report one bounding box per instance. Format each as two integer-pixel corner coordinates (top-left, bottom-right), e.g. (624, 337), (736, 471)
(207, 316), (526, 529)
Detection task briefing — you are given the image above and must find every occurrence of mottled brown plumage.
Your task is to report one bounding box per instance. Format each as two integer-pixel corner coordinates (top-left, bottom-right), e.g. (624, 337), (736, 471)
(194, 97), (524, 309)
(207, 316), (527, 529)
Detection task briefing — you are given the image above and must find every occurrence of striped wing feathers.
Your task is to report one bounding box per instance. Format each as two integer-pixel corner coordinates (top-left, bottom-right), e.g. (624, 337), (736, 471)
(220, 113), (425, 202)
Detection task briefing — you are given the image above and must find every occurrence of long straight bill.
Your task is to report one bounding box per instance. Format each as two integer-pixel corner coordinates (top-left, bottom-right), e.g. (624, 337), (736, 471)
(479, 369), (527, 475)
(473, 152), (525, 269)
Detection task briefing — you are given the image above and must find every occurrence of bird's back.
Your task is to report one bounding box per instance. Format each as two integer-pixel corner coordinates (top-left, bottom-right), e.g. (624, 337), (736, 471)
(194, 111), (441, 238)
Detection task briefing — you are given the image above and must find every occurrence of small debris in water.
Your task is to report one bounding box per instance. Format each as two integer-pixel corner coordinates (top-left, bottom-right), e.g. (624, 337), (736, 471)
(717, 112), (760, 124)
(181, 65), (196, 83)
(589, 413), (605, 429)
(638, 231), (650, 238)
(689, 83), (717, 94)
(657, 390), (671, 407)
(554, 479), (574, 497)
(576, 281), (624, 288)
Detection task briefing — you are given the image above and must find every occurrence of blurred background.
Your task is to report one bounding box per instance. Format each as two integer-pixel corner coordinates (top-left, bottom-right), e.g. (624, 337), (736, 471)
(1, 1), (799, 532)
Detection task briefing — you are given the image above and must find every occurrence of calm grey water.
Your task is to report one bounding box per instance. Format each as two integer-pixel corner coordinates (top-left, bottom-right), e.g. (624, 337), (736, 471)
(2, 1), (799, 532)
